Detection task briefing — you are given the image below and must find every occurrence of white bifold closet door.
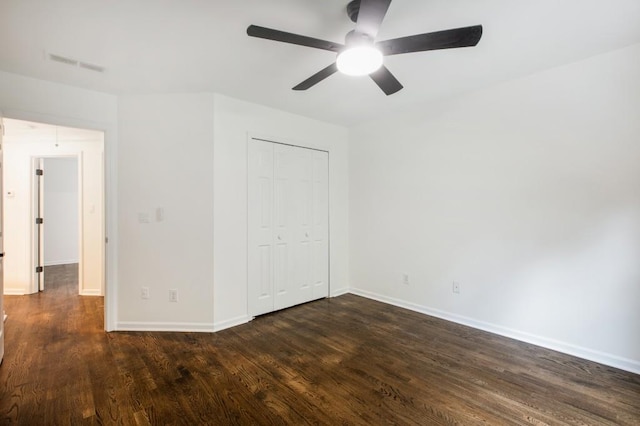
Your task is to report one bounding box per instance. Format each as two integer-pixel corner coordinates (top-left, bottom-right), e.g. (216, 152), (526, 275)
(248, 138), (329, 317)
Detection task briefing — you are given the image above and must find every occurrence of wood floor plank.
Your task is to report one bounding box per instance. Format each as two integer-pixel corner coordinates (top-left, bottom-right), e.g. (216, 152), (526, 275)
(1, 264), (639, 424)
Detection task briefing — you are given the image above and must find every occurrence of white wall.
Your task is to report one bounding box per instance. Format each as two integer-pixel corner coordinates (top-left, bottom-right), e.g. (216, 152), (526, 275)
(349, 43), (640, 374)
(213, 94), (349, 331)
(0, 73), (348, 333)
(3, 127), (104, 296)
(117, 93), (215, 330)
(0, 71), (118, 127)
(116, 93), (349, 332)
(44, 157), (79, 266)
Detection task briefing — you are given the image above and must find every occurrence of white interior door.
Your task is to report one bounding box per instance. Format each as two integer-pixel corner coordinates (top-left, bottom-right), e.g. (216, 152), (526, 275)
(249, 138), (329, 317)
(311, 150), (329, 298)
(291, 147), (313, 306)
(1, 115), (5, 363)
(248, 139), (275, 316)
(273, 143), (295, 311)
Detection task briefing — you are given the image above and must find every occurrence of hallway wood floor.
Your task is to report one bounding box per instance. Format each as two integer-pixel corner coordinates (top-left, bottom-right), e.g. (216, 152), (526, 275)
(1, 266), (639, 425)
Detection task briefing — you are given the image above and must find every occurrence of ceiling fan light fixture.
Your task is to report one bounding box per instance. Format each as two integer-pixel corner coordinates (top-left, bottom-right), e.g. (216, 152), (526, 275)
(336, 46), (383, 76)
(246, 0), (483, 95)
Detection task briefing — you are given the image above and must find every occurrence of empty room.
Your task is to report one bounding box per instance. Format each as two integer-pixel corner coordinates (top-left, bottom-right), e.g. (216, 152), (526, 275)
(0, 0), (639, 424)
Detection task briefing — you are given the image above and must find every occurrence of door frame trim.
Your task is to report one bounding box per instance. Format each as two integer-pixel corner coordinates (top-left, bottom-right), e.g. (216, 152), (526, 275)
(1, 108), (117, 332)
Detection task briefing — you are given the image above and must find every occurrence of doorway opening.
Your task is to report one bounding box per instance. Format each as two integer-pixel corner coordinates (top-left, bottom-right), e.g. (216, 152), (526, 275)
(33, 157), (80, 293)
(2, 118), (105, 298)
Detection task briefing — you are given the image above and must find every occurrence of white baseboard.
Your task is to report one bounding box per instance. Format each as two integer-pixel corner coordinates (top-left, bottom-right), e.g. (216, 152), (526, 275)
(330, 287), (350, 297)
(116, 321), (216, 333)
(349, 288), (640, 375)
(114, 317), (252, 333)
(80, 289), (102, 296)
(3, 288), (26, 296)
(214, 315), (252, 332)
(44, 259), (79, 266)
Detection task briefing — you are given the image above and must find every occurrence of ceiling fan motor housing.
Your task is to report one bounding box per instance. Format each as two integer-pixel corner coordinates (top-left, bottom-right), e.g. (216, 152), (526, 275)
(344, 29), (375, 48)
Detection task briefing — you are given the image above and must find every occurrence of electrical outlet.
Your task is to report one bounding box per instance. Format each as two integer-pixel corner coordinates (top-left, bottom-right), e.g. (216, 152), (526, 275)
(169, 289), (178, 303)
(452, 281), (460, 294)
(141, 287), (150, 299)
(402, 273), (410, 285)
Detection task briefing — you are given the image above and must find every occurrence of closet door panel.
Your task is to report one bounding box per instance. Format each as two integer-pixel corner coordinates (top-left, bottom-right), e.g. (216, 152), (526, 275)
(249, 139), (329, 316)
(248, 140), (275, 316)
(292, 147), (314, 304)
(273, 144), (297, 310)
(312, 151), (329, 299)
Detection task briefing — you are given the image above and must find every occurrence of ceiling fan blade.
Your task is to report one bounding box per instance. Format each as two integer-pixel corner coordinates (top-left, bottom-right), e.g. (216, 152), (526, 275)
(355, 0), (392, 39)
(247, 25), (343, 52)
(369, 65), (403, 95)
(293, 63), (339, 91)
(377, 25), (483, 56)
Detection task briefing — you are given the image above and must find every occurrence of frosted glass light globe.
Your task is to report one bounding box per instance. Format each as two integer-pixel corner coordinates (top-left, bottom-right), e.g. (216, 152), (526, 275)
(336, 46), (383, 76)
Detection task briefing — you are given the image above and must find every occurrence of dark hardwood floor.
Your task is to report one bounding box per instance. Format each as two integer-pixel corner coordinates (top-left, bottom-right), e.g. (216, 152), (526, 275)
(1, 266), (639, 425)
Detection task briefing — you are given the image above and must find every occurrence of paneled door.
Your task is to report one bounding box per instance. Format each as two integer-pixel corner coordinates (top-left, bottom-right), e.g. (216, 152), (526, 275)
(310, 150), (329, 299)
(288, 146), (313, 308)
(248, 139), (275, 316)
(248, 138), (329, 317)
(272, 143), (297, 311)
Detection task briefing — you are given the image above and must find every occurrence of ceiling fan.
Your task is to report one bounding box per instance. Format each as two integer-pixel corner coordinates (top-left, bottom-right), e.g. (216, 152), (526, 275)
(246, 0), (483, 95)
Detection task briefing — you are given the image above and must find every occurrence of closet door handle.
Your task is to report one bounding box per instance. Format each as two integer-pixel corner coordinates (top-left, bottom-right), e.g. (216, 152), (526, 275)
(0, 252), (4, 258)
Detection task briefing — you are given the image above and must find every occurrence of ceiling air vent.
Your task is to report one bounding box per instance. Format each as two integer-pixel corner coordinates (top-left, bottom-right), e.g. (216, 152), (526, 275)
(48, 53), (78, 67)
(79, 61), (105, 73)
(47, 52), (105, 73)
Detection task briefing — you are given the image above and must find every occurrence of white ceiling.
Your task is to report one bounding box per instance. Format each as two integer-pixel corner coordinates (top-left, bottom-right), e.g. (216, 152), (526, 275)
(1, 0), (640, 126)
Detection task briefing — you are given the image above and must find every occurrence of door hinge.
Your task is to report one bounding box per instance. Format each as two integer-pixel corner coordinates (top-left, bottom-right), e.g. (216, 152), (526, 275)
(36, 168), (43, 176)
(36, 266), (44, 273)
(36, 217), (44, 224)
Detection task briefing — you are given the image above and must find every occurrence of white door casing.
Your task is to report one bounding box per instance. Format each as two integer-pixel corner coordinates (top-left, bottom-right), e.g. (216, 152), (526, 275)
(248, 138), (329, 317)
(0, 115), (5, 363)
(34, 158), (45, 291)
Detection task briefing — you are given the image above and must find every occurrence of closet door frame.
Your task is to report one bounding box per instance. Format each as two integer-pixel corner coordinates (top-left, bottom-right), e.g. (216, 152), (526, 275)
(247, 136), (330, 317)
